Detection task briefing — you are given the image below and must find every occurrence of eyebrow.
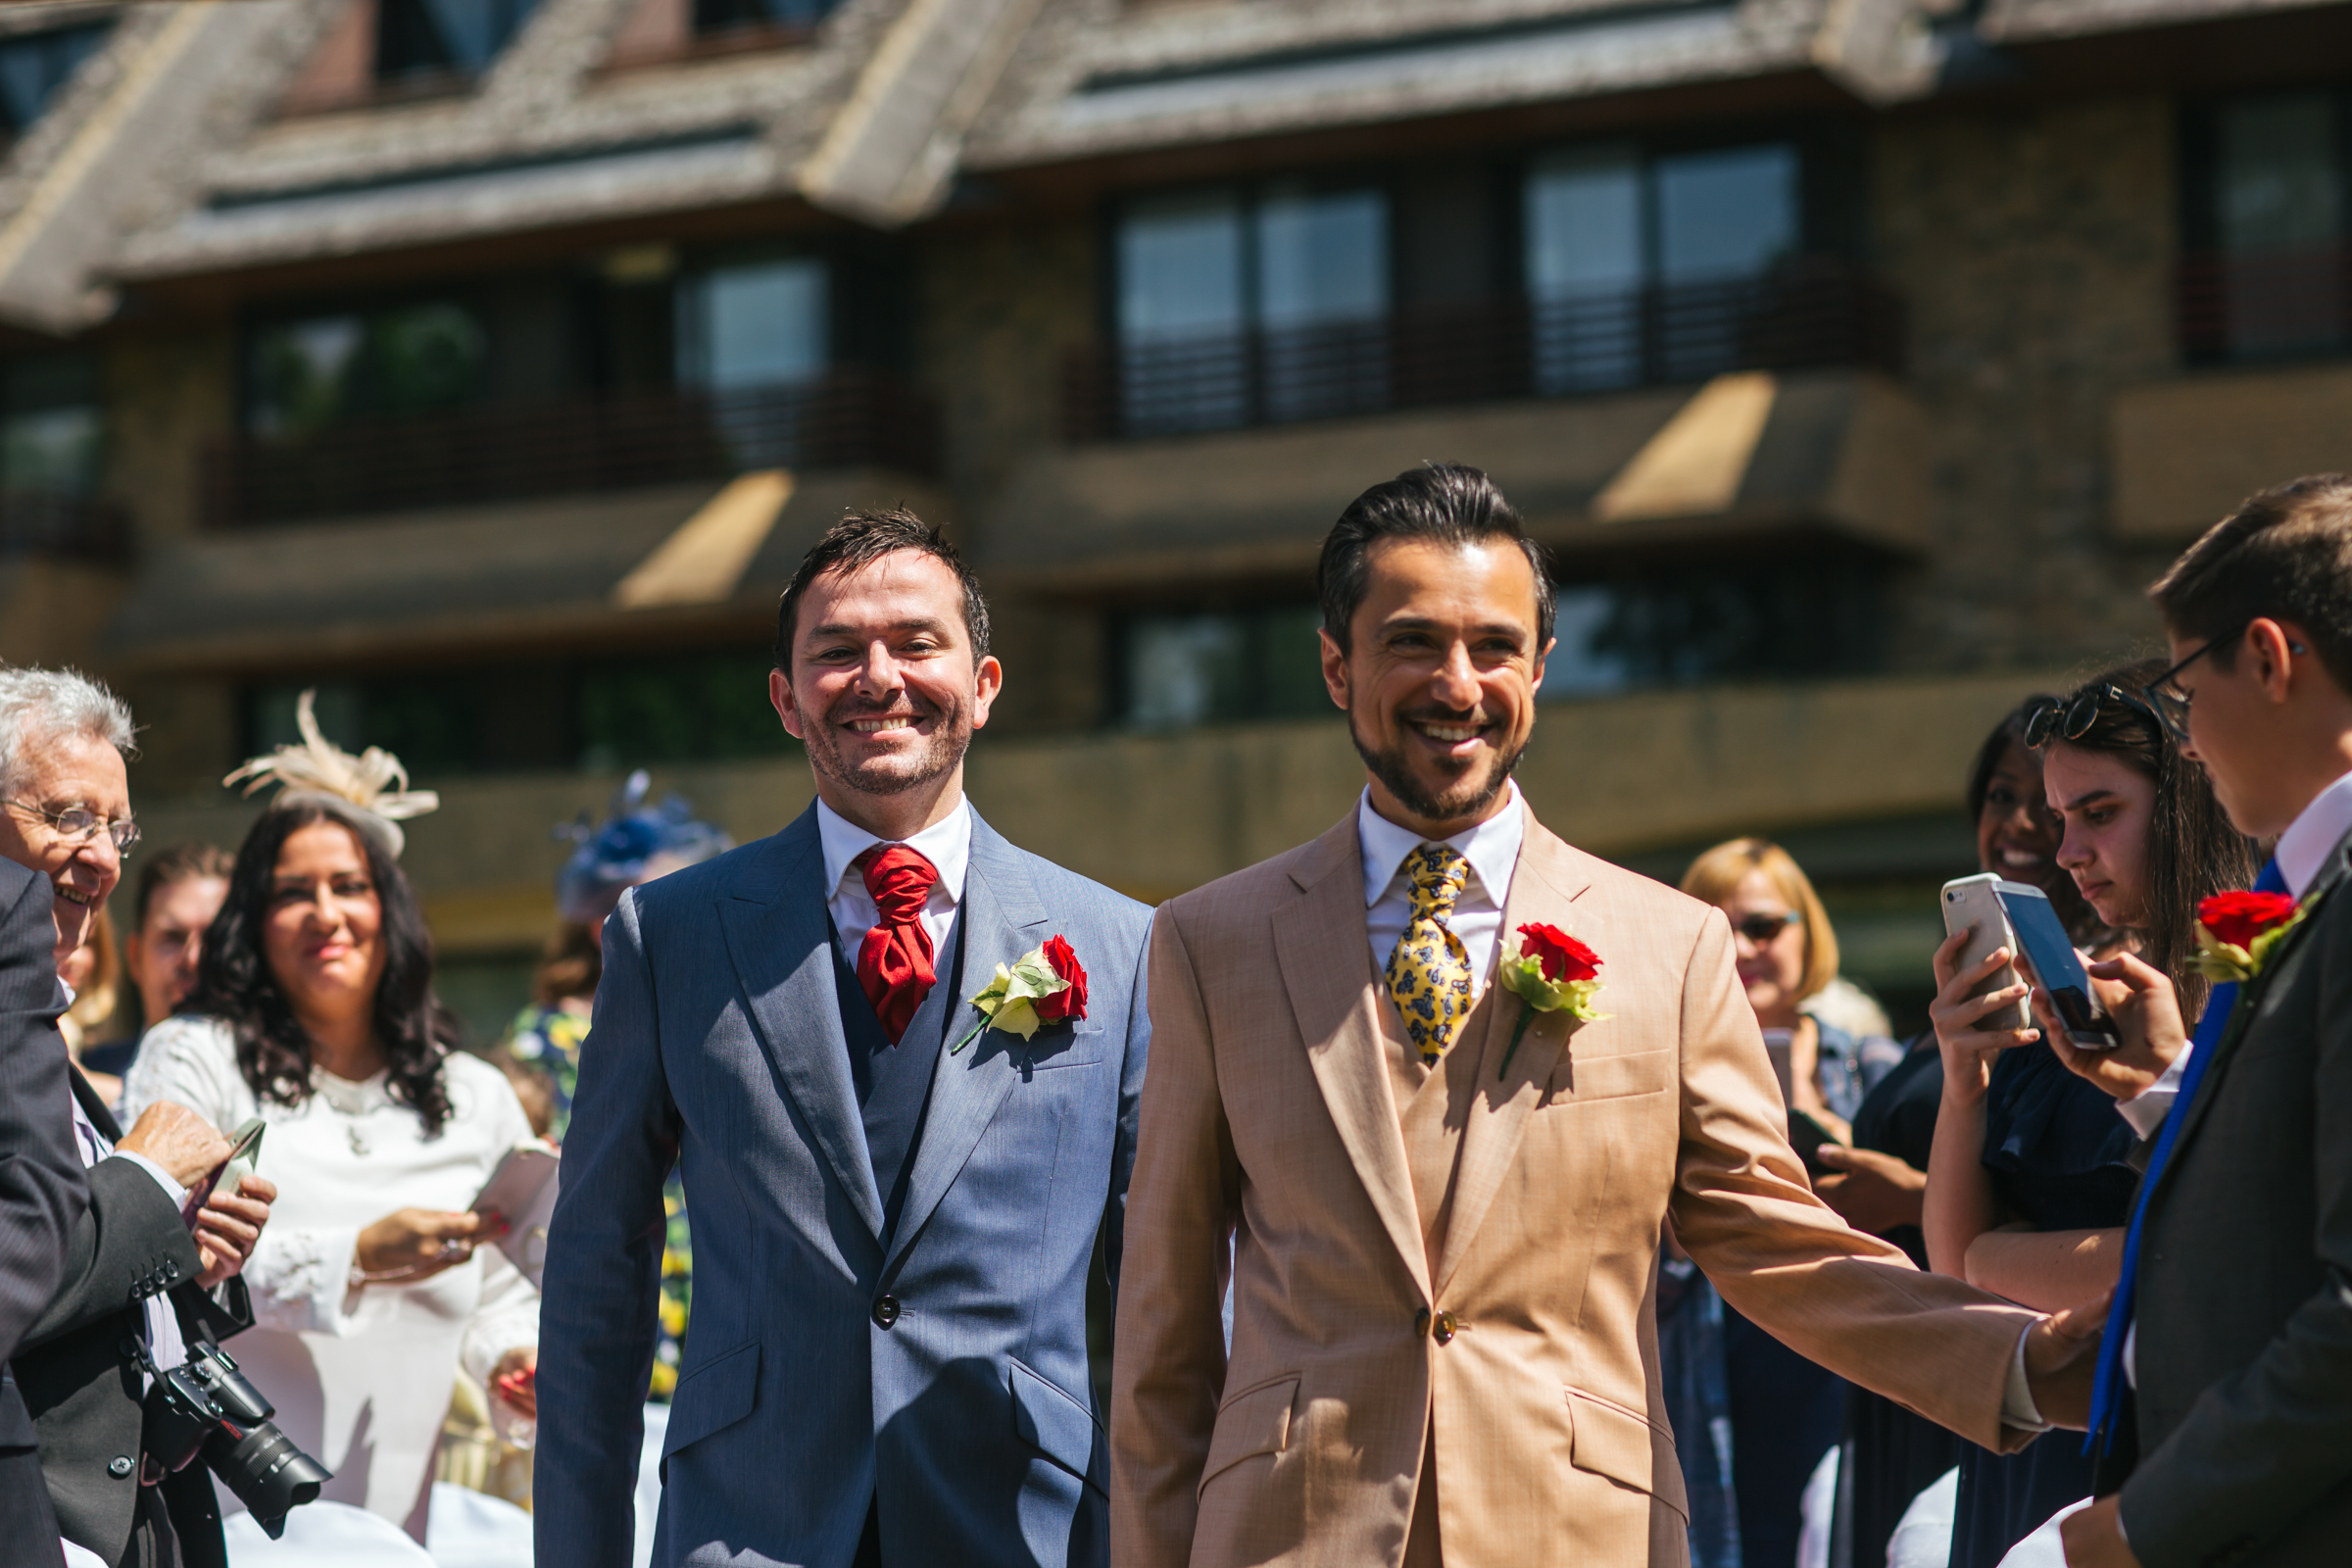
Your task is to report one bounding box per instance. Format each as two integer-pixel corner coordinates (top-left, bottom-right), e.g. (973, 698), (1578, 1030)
(1377, 614), (1529, 641)
(805, 617), (953, 641)
(2056, 787), (2122, 812)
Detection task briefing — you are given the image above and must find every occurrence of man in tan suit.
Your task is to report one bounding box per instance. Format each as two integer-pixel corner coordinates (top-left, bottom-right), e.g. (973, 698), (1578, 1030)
(1110, 465), (2103, 1567)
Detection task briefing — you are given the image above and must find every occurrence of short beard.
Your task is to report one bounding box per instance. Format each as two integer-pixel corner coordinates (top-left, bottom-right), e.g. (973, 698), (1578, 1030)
(1348, 706), (1526, 827)
(804, 693), (970, 800)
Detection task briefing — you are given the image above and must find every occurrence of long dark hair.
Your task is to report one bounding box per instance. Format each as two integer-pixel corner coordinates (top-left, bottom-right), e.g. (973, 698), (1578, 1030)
(188, 799), (461, 1135)
(1968, 697), (2107, 947)
(2041, 662), (2259, 1022)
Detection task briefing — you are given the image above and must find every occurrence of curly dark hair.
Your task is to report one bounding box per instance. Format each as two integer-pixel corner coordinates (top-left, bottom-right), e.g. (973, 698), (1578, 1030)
(187, 799), (461, 1135)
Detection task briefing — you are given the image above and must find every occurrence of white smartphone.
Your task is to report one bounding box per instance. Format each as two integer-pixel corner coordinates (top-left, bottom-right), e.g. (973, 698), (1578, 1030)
(1940, 874), (2029, 1034)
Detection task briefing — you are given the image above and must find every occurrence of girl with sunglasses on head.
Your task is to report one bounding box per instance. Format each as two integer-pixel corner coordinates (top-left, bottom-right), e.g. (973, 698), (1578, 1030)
(1923, 662), (2256, 1568)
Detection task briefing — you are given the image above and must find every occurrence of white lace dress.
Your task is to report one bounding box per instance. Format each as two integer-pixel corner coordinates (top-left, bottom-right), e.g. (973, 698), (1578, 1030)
(121, 1017), (541, 1539)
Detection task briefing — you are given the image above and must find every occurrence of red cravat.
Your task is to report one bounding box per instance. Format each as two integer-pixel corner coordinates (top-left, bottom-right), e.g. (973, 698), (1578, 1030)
(856, 845), (940, 1045)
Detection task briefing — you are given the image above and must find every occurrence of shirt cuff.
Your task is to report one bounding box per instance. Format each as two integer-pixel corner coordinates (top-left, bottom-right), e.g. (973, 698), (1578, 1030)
(2001, 1324), (2049, 1432)
(2116, 1084), (2174, 1140)
(112, 1152), (186, 1211)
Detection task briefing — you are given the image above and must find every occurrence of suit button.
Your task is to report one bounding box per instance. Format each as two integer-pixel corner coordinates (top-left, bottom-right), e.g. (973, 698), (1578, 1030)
(1432, 1312), (1457, 1346)
(1413, 1308), (1431, 1338)
(108, 1456), (132, 1479)
(872, 1296), (900, 1329)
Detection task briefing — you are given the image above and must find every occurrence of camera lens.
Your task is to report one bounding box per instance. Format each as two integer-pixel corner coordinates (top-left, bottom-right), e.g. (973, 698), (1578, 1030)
(204, 1421), (332, 1542)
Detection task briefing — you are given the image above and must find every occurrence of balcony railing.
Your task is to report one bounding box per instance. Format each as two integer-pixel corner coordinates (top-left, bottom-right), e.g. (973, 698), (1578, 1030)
(2179, 244), (2352, 365)
(201, 371), (942, 529)
(0, 491), (130, 562)
(1063, 261), (1904, 442)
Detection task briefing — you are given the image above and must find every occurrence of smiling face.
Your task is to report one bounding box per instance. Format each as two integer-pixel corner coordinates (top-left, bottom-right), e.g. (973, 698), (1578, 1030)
(771, 549), (1003, 824)
(1977, 740), (2063, 885)
(259, 820), (387, 1030)
(0, 729), (130, 962)
(2044, 741), (2158, 930)
(1720, 868), (1809, 1026)
(127, 873), (229, 1027)
(1321, 536), (1551, 836)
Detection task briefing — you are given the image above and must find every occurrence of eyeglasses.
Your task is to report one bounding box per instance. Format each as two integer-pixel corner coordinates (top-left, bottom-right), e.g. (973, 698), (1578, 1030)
(2138, 625), (2303, 747)
(2022, 685), (2163, 750)
(5, 800), (139, 855)
(1732, 910), (1800, 945)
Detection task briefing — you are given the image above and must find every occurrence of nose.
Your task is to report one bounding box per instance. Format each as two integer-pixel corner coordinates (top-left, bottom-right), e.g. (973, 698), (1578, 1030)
(2056, 822), (2089, 869)
(1429, 640), (1481, 709)
(854, 641), (906, 698)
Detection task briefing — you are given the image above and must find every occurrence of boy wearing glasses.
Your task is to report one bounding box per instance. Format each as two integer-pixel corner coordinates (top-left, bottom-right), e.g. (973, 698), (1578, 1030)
(2044, 474), (2352, 1568)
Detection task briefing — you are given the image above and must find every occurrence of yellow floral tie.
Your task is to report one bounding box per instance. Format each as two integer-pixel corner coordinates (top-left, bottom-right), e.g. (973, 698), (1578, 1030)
(1386, 844), (1475, 1065)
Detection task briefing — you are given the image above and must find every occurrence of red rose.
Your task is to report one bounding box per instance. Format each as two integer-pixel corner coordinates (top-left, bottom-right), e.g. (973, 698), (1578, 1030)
(1518, 922), (1600, 984)
(2198, 890), (2299, 951)
(1034, 935), (1089, 1023)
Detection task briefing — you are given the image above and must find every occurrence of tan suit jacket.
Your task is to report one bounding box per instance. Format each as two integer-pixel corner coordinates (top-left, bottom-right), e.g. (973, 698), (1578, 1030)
(1110, 805), (2041, 1567)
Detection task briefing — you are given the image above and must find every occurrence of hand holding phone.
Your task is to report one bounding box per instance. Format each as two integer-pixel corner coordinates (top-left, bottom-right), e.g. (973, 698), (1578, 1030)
(1992, 883), (2120, 1051)
(180, 1117), (266, 1230)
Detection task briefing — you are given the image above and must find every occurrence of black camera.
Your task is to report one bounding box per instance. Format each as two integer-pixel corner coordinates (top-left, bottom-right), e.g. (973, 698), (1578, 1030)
(141, 1342), (331, 1540)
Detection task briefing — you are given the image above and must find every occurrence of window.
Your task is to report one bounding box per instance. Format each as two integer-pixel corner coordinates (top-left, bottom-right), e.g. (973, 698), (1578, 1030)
(247, 300), (488, 437)
(0, 24), (108, 139)
(376, 0), (539, 83)
(691, 0), (842, 38)
(1538, 559), (1885, 700)
(2183, 90), (2352, 361)
(0, 355), (101, 500)
(1121, 605), (1329, 729)
(675, 257), (829, 392)
(1114, 182), (1390, 433)
(1525, 139), (1800, 391)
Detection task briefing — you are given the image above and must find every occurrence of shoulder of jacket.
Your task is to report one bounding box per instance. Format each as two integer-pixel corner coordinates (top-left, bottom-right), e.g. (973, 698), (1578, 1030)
(1001, 847), (1154, 934)
(1159, 842), (1325, 928)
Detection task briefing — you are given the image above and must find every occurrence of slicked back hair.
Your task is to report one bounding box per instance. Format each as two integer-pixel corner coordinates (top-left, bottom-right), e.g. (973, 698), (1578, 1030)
(774, 509), (992, 671)
(1318, 465), (1555, 655)
(2149, 474), (2352, 696)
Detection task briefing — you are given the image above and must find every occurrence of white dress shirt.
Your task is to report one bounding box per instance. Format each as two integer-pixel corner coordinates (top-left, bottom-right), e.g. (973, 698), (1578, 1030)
(816, 795), (972, 957)
(1358, 782), (1526, 993)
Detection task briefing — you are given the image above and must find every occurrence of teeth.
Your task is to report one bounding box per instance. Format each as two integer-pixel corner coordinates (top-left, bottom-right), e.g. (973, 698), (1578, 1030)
(851, 717), (914, 733)
(1420, 724), (1482, 742)
(55, 887), (92, 906)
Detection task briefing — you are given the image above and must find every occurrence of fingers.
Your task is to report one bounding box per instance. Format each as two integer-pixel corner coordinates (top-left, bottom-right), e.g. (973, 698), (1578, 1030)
(195, 1206), (261, 1255)
(235, 1175), (278, 1204)
(1932, 926), (1971, 985)
(1813, 1144), (1852, 1168)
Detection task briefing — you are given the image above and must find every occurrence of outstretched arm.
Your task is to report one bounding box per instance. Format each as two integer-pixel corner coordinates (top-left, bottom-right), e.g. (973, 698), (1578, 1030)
(535, 891), (679, 1568)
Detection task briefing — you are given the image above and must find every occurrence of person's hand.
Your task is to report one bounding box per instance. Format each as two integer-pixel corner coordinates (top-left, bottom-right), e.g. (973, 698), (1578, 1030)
(1930, 927), (2040, 1102)
(115, 1102), (232, 1189)
(194, 1174), (275, 1289)
(2021, 1287), (2112, 1431)
(490, 1347), (537, 1419)
(2035, 952), (2188, 1102)
(355, 1208), (505, 1285)
(2060, 1494), (2141, 1566)
(1813, 1145), (1928, 1234)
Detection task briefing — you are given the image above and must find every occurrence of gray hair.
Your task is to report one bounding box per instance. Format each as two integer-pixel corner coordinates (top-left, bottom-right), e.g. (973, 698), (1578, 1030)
(0, 667), (134, 798)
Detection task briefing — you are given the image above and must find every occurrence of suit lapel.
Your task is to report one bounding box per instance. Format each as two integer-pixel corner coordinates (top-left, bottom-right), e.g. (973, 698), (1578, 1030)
(883, 811), (1044, 1279)
(1275, 815), (1432, 1300)
(70, 1061), (121, 1143)
(1432, 809), (1592, 1297)
(719, 807), (887, 1244)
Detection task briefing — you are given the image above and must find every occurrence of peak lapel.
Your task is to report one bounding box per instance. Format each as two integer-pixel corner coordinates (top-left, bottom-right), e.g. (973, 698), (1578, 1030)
(719, 808), (887, 1244)
(1274, 816), (1432, 1300)
(883, 812), (1040, 1279)
(1432, 812), (1593, 1298)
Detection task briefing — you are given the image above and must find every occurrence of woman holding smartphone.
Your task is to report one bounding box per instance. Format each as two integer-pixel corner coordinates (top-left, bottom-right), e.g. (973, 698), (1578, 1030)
(1921, 663), (2255, 1567)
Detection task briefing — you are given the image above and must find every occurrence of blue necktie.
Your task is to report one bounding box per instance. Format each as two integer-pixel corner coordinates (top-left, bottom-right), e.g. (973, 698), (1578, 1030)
(2085, 857), (2288, 1453)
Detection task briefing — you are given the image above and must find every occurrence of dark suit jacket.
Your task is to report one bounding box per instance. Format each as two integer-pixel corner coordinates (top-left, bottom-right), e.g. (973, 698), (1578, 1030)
(2116, 826), (2352, 1566)
(11, 1067), (252, 1568)
(0, 861), (88, 1568)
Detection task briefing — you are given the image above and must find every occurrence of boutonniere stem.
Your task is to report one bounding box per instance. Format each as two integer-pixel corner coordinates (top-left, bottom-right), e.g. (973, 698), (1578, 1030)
(1495, 922), (1607, 1079)
(950, 935), (1090, 1054)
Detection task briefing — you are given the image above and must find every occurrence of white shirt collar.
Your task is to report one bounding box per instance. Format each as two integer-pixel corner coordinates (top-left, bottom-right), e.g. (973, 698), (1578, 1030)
(816, 795), (973, 904)
(2271, 767), (2352, 899)
(1357, 781), (1525, 910)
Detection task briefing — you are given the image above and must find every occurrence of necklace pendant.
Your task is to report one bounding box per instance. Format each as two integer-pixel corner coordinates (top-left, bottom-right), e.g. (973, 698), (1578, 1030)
(347, 1125), (368, 1156)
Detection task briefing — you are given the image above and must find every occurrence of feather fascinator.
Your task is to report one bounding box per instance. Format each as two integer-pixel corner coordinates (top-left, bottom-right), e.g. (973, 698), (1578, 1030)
(223, 689), (439, 858)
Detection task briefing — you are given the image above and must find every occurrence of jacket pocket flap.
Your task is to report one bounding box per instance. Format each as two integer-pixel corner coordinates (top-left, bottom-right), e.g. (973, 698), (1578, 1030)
(663, 1340), (760, 1460)
(1200, 1375), (1298, 1495)
(1548, 1047), (1674, 1103)
(1008, 1358), (1106, 1494)
(1566, 1387), (1687, 1518)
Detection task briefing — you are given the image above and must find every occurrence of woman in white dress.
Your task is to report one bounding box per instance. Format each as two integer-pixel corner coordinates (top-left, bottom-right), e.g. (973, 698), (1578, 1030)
(121, 713), (538, 1543)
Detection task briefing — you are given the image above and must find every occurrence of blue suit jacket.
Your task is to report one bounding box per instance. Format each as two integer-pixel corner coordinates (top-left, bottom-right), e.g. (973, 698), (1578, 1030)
(536, 804), (1152, 1568)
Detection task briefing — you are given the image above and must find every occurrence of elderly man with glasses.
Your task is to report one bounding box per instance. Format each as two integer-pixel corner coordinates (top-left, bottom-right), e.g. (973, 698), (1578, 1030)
(0, 668), (277, 1568)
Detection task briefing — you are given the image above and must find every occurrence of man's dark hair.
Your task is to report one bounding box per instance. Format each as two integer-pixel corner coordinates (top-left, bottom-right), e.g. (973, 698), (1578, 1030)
(1317, 465), (1555, 654)
(132, 840), (233, 928)
(2149, 474), (2352, 694)
(774, 508), (992, 669)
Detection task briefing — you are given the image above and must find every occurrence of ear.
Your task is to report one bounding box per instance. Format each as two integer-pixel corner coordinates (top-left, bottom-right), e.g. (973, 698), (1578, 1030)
(1529, 635), (1555, 697)
(2247, 618), (2301, 705)
(1319, 627), (1349, 711)
(769, 666), (806, 741)
(970, 655), (1004, 730)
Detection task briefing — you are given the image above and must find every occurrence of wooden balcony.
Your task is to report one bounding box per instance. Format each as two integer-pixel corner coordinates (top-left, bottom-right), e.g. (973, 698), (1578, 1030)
(2179, 243), (2352, 365)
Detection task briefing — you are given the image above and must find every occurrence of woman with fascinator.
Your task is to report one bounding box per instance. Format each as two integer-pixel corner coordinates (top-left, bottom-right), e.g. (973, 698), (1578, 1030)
(499, 770), (728, 1400)
(119, 695), (543, 1541)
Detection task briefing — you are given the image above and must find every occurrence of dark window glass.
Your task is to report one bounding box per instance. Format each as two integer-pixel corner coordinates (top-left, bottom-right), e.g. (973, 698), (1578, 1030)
(2185, 91), (2352, 361)
(693, 0), (842, 36)
(0, 24), (108, 136)
(376, 0), (539, 81)
(575, 649), (795, 770)
(247, 301), (488, 436)
(0, 354), (101, 500)
(1540, 557), (1886, 700)
(1121, 605), (1329, 729)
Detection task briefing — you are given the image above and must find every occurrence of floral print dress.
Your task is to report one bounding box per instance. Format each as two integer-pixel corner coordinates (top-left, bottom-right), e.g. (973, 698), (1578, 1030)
(504, 1003), (694, 1399)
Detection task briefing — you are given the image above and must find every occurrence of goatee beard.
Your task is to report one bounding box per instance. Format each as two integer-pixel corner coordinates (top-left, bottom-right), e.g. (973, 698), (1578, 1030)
(806, 698), (970, 798)
(1348, 707), (1525, 827)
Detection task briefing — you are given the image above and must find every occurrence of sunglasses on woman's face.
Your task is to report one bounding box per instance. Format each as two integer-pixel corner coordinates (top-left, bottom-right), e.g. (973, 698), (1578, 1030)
(1732, 910), (1799, 944)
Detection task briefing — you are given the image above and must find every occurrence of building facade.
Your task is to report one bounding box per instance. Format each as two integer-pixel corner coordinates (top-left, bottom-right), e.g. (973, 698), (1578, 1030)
(0, 0), (2345, 1032)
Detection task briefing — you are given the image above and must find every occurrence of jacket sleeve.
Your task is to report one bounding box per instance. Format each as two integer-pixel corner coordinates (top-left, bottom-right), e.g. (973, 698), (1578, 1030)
(1101, 919), (1153, 1303)
(1669, 907), (2041, 1453)
(0, 867), (86, 1363)
(1109, 906), (1241, 1568)
(2118, 909), (2352, 1564)
(534, 888), (678, 1568)
(20, 1156), (204, 1351)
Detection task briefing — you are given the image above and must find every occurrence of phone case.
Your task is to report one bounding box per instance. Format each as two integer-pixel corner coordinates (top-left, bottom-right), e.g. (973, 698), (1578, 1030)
(1941, 875), (2029, 1033)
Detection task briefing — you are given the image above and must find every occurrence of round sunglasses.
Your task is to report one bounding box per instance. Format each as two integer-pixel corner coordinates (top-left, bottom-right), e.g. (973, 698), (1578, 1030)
(2022, 684), (2163, 749)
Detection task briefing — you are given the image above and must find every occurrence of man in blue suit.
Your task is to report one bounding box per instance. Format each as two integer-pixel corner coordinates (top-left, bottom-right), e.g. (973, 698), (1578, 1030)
(537, 509), (1152, 1568)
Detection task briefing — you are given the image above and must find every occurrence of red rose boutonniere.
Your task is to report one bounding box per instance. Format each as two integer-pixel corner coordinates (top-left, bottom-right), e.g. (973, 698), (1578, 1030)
(952, 934), (1089, 1054)
(1495, 921), (1608, 1078)
(2193, 889), (2308, 984)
